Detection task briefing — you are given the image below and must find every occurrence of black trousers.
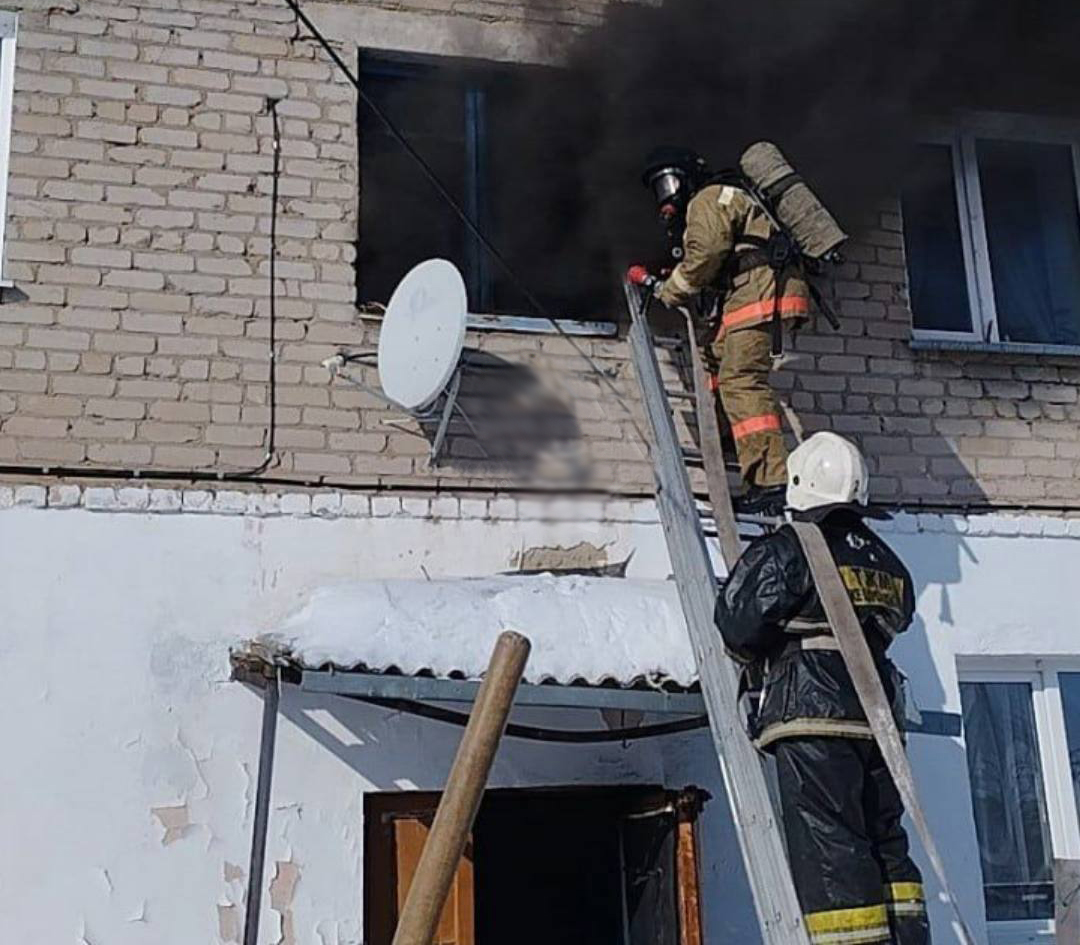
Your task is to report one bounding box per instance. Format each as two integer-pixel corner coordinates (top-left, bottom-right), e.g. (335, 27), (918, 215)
(774, 737), (930, 945)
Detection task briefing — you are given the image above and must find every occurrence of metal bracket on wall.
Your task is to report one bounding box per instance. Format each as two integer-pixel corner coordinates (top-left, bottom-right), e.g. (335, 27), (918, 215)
(324, 352), (486, 464)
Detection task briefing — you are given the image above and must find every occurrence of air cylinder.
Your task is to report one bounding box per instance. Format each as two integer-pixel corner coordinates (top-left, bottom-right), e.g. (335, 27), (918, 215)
(740, 141), (847, 259)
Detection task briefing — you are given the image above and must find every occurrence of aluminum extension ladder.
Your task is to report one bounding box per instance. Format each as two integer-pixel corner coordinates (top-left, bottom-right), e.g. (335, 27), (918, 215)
(623, 280), (811, 945)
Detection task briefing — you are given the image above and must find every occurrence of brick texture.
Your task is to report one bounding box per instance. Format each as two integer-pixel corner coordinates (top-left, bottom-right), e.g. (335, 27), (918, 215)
(1, 0), (1079, 506)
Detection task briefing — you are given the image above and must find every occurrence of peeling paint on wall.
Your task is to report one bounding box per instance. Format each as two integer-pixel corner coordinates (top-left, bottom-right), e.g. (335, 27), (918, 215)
(151, 805), (193, 846)
(509, 540), (610, 572)
(269, 859), (300, 945)
(217, 903), (241, 943)
(1, 498), (686, 943)
(218, 860), (246, 943)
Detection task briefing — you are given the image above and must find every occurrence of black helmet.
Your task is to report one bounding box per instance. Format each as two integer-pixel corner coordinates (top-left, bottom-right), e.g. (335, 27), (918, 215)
(641, 147), (709, 210)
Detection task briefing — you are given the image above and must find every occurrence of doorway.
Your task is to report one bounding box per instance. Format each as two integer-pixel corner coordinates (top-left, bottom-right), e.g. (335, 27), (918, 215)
(364, 786), (706, 945)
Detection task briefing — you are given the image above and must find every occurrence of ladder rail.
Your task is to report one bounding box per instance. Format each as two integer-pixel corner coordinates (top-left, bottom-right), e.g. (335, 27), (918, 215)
(683, 313), (743, 568)
(624, 280), (810, 945)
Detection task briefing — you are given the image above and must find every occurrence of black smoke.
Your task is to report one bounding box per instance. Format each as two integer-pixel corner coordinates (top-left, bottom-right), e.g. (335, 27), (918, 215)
(488, 0), (1080, 310)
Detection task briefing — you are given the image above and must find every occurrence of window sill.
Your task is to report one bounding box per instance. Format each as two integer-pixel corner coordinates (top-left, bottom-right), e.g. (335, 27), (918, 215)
(910, 336), (1080, 358)
(465, 313), (618, 337)
(986, 918), (1054, 944)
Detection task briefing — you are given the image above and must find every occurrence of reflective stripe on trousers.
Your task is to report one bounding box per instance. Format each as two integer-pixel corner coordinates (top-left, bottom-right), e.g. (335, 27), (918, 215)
(713, 324), (787, 488)
(774, 739), (931, 945)
(732, 413), (782, 440)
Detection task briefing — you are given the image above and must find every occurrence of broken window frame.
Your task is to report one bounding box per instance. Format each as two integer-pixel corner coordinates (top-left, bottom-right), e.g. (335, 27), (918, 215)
(906, 112), (1080, 354)
(959, 659), (1080, 944)
(0, 12), (17, 286)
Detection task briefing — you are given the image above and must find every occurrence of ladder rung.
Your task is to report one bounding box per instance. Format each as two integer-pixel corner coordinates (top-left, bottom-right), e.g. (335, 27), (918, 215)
(666, 389), (693, 401)
(653, 335), (684, 349)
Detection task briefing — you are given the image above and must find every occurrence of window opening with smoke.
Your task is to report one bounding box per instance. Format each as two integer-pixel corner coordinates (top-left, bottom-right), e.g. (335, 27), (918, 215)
(358, 53), (613, 321)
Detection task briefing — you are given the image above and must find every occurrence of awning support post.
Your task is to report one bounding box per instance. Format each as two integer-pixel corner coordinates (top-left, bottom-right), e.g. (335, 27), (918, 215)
(243, 671), (280, 945)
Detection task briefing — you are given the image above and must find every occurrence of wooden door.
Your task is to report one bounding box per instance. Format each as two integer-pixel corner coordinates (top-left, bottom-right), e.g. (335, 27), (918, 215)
(365, 793), (474, 945)
(394, 817), (475, 945)
(619, 787), (706, 945)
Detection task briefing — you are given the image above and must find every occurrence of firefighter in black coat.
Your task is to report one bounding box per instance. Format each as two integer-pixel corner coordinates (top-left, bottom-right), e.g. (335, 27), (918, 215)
(715, 432), (930, 945)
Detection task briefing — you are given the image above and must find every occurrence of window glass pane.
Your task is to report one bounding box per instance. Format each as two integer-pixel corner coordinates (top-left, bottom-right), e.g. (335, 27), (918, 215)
(901, 144), (973, 333)
(977, 139), (1080, 346)
(1057, 673), (1080, 833)
(960, 681), (1054, 921)
(359, 62), (467, 306)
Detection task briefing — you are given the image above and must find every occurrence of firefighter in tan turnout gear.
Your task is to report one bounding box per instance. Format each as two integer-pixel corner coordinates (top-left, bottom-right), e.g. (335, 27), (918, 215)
(629, 142), (846, 516)
(715, 433), (930, 945)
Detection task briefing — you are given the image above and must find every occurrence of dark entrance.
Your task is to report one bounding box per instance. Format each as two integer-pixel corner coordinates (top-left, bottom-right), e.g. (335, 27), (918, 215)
(365, 786), (706, 945)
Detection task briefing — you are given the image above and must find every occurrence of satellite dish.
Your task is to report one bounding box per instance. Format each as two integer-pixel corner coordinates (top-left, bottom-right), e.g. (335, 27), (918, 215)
(377, 258), (467, 412)
(324, 259), (483, 463)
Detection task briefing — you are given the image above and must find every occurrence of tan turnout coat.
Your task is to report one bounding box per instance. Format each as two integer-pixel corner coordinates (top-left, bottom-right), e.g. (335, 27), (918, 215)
(657, 183), (809, 338)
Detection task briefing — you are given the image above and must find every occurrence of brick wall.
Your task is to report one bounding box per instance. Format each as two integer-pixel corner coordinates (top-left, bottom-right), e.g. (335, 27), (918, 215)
(0, 0), (1078, 506)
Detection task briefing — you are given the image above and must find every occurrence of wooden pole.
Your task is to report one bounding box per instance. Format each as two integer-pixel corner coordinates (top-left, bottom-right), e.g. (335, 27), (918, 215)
(391, 631), (531, 945)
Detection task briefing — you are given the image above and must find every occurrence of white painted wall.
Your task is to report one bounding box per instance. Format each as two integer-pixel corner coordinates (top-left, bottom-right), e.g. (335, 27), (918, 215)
(0, 492), (688, 945)
(1, 489), (1077, 944)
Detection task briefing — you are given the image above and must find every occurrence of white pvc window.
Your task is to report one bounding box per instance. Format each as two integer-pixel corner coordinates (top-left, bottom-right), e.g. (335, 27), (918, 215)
(960, 660), (1080, 944)
(902, 114), (1080, 351)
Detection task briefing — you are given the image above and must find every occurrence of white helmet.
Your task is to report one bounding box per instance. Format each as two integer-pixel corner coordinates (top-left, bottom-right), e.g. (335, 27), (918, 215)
(786, 432), (869, 514)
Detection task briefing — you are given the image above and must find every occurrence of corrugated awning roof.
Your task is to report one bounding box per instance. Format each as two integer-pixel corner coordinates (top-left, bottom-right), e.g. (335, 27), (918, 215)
(243, 574), (697, 690)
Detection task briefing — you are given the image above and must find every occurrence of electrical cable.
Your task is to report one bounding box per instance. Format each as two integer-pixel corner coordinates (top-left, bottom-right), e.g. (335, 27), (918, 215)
(281, 0), (652, 446)
(0, 457), (1077, 518)
(353, 695), (710, 743)
(0, 97), (287, 487)
(226, 96), (282, 479)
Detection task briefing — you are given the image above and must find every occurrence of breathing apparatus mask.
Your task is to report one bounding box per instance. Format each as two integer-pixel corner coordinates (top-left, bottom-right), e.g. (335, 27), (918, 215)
(642, 148), (709, 265)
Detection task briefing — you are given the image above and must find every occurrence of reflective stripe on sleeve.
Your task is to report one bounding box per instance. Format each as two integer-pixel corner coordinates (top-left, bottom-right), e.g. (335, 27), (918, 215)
(887, 901), (928, 918)
(886, 882), (925, 903)
(885, 882), (927, 918)
(731, 413), (782, 440)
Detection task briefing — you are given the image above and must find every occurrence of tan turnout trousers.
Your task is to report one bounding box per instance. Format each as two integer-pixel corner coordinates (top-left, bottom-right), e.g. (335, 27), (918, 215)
(712, 324), (787, 488)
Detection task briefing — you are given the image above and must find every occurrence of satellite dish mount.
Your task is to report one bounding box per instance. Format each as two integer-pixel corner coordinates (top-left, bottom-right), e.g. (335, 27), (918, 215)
(325, 259), (484, 463)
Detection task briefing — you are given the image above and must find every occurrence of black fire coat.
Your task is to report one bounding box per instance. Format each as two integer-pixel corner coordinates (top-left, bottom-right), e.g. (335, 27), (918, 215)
(714, 509), (916, 749)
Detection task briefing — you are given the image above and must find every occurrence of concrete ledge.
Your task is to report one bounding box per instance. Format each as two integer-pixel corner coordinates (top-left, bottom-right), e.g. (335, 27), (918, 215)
(1, 482), (1078, 539)
(307, 2), (574, 65)
(0, 482), (663, 524)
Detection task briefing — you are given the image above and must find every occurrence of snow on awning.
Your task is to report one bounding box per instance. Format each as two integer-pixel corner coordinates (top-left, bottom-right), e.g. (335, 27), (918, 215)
(250, 574), (697, 690)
